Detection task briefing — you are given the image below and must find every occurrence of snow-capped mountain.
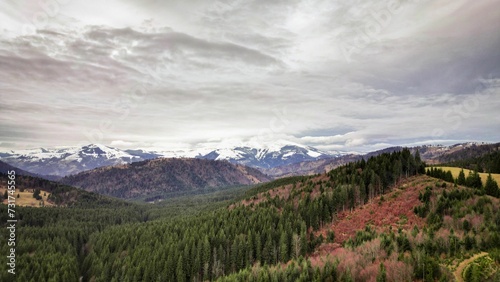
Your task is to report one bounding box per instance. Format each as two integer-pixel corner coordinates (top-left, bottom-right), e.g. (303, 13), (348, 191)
(195, 142), (339, 169)
(0, 144), (145, 177)
(1, 141), (491, 178)
(0, 142), (341, 177)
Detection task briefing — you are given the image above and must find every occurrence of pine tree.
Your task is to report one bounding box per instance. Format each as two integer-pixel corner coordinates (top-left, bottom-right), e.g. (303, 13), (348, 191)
(262, 233), (274, 265)
(466, 170), (482, 189)
(176, 255), (185, 282)
(256, 232), (262, 263)
(485, 173), (500, 197)
(376, 262), (387, 282)
(457, 169), (466, 185)
(291, 233), (301, 259)
(393, 159), (403, 183)
(279, 231), (289, 262)
(359, 179), (366, 205)
(415, 150), (425, 174)
(230, 240), (238, 271)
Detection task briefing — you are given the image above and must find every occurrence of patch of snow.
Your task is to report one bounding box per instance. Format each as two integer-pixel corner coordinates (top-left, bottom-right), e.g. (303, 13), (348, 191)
(214, 149), (243, 160)
(306, 150), (321, 158)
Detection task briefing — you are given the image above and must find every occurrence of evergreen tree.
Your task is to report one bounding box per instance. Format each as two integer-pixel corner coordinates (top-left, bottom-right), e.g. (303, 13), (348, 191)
(457, 169), (466, 185)
(485, 173), (500, 197)
(393, 159), (403, 183)
(279, 231), (289, 262)
(415, 150), (426, 174)
(33, 189), (42, 200)
(376, 262), (387, 282)
(466, 170), (482, 189)
(445, 171), (454, 183)
(176, 255), (185, 282)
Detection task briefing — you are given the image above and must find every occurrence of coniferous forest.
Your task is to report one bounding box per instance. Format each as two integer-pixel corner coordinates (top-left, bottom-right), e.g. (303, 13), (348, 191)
(1, 149), (499, 281)
(2, 0), (499, 280)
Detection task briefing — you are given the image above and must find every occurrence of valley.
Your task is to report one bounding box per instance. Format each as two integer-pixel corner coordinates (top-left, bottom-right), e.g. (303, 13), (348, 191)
(1, 1), (498, 280)
(0, 147), (498, 281)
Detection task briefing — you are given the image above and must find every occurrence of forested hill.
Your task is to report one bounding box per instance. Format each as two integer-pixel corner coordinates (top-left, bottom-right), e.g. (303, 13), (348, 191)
(2, 148), (499, 281)
(433, 142), (500, 165)
(441, 150), (500, 173)
(60, 158), (271, 199)
(79, 149), (499, 281)
(0, 173), (131, 208)
(0, 160), (37, 177)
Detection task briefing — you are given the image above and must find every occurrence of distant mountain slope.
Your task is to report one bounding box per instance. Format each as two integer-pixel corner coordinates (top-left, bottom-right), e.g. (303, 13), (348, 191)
(428, 142), (500, 164)
(0, 144), (146, 177)
(3, 142), (496, 179)
(260, 154), (361, 177)
(0, 159), (38, 177)
(0, 160), (60, 181)
(439, 150), (500, 173)
(0, 173), (129, 207)
(261, 142), (500, 177)
(60, 158), (271, 199)
(197, 143), (338, 169)
(0, 142), (340, 177)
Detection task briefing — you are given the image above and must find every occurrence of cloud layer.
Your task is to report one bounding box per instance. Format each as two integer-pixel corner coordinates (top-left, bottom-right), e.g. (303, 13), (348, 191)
(0, 0), (499, 152)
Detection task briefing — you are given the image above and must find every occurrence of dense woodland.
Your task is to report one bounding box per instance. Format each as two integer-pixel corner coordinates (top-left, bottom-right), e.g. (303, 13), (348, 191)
(427, 166), (500, 198)
(435, 143), (499, 165)
(0, 174), (131, 207)
(0, 149), (499, 281)
(441, 151), (500, 174)
(60, 158), (270, 199)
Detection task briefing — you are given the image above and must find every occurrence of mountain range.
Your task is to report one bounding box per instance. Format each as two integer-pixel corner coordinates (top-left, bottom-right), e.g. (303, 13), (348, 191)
(1, 141), (497, 179)
(0, 142), (338, 177)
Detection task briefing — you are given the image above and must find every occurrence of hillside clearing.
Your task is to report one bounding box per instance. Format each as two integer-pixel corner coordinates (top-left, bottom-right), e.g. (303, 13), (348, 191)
(0, 187), (54, 207)
(429, 166), (500, 186)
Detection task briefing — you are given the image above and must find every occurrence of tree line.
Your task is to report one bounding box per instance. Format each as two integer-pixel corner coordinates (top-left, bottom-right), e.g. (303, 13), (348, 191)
(426, 167), (500, 197)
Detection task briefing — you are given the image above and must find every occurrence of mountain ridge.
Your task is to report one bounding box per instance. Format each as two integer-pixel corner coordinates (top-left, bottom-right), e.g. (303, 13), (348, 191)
(0, 142), (341, 177)
(262, 142), (500, 177)
(2, 141), (497, 178)
(60, 158), (271, 199)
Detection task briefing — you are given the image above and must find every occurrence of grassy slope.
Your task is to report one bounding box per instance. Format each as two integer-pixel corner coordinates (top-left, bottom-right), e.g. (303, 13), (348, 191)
(0, 187), (54, 207)
(429, 166), (500, 186)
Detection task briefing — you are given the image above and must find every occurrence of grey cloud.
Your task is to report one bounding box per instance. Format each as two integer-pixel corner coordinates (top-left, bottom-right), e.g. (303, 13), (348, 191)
(0, 0), (499, 151)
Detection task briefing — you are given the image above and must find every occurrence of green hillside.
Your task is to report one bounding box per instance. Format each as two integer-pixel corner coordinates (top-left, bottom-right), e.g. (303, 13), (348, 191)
(1, 149), (499, 281)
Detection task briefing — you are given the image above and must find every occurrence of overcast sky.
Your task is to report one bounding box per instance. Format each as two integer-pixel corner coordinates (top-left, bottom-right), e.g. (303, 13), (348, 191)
(0, 0), (499, 153)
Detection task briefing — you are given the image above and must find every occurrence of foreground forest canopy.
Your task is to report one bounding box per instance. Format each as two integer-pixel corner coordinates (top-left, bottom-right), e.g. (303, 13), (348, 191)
(0, 149), (499, 281)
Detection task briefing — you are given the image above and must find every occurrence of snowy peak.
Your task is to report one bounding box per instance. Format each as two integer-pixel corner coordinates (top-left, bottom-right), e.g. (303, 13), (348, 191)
(0, 142), (342, 176)
(196, 143), (338, 169)
(78, 144), (138, 160)
(0, 144), (144, 177)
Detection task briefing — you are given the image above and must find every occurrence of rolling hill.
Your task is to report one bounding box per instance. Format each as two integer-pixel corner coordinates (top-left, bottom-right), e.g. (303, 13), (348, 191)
(60, 158), (271, 199)
(0, 172), (130, 208)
